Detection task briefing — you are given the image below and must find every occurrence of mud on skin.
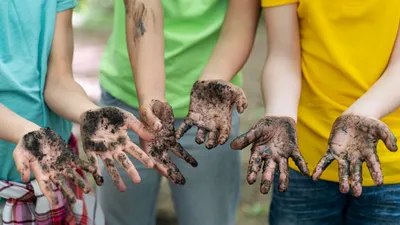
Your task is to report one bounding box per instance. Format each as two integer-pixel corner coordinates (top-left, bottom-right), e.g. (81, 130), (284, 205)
(176, 80), (248, 149)
(81, 107), (127, 153)
(230, 116), (309, 195)
(124, 0), (152, 41)
(144, 100), (198, 185)
(312, 114), (398, 197)
(22, 127), (95, 204)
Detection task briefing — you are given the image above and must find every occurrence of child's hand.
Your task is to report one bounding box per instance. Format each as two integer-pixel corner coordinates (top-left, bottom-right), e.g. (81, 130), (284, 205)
(140, 100), (198, 185)
(176, 80), (248, 149)
(80, 106), (154, 192)
(231, 116), (309, 194)
(313, 114), (398, 197)
(13, 127), (97, 207)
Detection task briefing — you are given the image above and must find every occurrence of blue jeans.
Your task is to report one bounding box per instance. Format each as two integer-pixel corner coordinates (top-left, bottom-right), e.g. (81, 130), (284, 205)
(96, 88), (241, 225)
(270, 169), (400, 225)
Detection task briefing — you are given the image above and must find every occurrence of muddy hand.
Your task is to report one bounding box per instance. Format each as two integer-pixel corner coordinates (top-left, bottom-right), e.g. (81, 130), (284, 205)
(231, 116), (309, 194)
(140, 100), (198, 185)
(176, 80), (247, 149)
(80, 106), (155, 192)
(13, 128), (97, 207)
(312, 114), (397, 197)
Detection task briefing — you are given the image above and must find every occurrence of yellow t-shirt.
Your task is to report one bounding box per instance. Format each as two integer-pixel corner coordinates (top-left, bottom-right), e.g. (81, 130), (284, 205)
(262, 0), (400, 185)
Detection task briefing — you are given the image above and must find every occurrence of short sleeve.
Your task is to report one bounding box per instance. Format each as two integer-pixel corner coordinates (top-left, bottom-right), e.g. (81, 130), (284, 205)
(261, 0), (298, 7)
(56, 0), (78, 12)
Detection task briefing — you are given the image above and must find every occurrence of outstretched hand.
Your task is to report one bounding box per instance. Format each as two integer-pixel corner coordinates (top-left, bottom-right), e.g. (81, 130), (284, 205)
(140, 100), (198, 185)
(312, 114), (398, 196)
(13, 128), (98, 206)
(231, 116), (309, 194)
(176, 80), (248, 149)
(80, 106), (155, 192)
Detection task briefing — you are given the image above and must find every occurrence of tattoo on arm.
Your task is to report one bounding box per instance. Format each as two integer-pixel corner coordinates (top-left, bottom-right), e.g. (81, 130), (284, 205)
(124, 0), (149, 41)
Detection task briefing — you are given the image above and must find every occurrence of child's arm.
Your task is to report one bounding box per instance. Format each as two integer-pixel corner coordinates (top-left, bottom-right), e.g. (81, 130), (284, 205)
(175, 0), (260, 146)
(344, 25), (400, 118)
(229, 4), (308, 195)
(124, 0), (166, 108)
(312, 26), (400, 197)
(262, 4), (301, 120)
(44, 9), (99, 123)
(0, 104), (98, 206)
(0, 104), (40, 144)
(44, 9), (155, 192)
(199, 0), (261, 81)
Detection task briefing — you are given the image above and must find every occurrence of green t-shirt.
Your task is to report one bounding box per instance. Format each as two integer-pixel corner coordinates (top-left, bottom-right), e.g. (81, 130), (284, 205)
(99, 0), (242, 118)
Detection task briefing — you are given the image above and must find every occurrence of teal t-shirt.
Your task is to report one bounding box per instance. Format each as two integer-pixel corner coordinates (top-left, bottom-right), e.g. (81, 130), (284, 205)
(0, 0), (77, 183)
(99, 0), (243, 118)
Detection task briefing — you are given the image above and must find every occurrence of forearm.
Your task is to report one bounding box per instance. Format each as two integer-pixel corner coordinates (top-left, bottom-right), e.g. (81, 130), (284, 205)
(200, 0), (260, 82)
(44, 77), (99, 124)
(261, 5), (301, 120)
(0, 104), (40, 144)
(345, 63), (400, 119)
(262, 57), (301, 120)
(124, 0), (165, 104)
(44, 9), (98, 124)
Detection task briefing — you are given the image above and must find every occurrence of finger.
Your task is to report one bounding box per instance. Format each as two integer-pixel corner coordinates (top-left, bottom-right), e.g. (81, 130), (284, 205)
(376, 122), (398, 152)
(218, 123), (231, 145)
(153, 155), (186, 185)
(364, 149), (383, 186)
(291, 149), (310, 175)
(14, 151), (30, 182)
(51, 174), (77, 205)
(63, 168), (92, 193)
(312, 152), (335, 180)
(114, 152), (141, 184)
(101, 156), (126, 192)
(260, 159), (276, 195)
(125, 142), (154, 168)
(139, 104), (162, 131)
(278, 158), (289, 192)
(235, 88), (248, 114)
(37, 179), (59, 207)
(171, 143), (198, 167)
(195, 128), (207, 144)
(126, 113), (154, 141)
(350, 159), (363, 197)
(230, 128), (259, 150)
(176, 118), (193, 139)
(247, 150), (262, 184)
(338, 160), (350, 194)
(87, 153), (104, 186)
(30, 162), (59, 206)
(205, 131), (219, 149)
(167, 163), (186, 185)
(72, 157), (97, 174)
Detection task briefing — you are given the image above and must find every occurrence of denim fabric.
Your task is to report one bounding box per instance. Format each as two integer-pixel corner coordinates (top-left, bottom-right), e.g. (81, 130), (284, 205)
(269, 169), (400, 225)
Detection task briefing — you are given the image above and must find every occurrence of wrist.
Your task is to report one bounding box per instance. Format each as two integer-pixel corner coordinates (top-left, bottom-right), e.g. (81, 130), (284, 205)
(139, 96), (166, 106)
(78, 105), (101, 124)
(344, 103), (382, 119)
(199, 72), (231, 82)
(17, 122), (41, 143)
(264, 107), (298, 122)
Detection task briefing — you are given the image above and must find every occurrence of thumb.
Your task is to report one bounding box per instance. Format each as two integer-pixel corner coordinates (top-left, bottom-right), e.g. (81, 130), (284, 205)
(139, 104), (162, 132)
(13, 147), (31, 183)
(376, 121), (398, 152)
(234, 88), (248, 114)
